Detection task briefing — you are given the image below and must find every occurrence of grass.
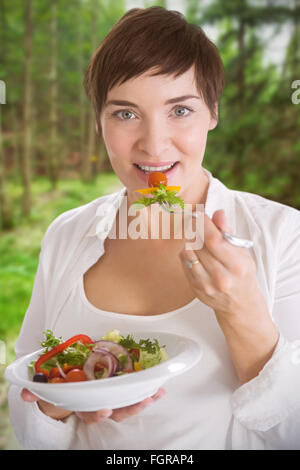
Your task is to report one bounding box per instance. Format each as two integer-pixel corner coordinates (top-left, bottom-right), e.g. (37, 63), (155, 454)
(0, 172), (123, 449)
(0, 173), (122, 346)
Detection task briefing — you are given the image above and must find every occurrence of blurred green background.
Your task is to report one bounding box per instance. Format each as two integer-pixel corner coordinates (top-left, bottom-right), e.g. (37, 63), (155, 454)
(0, 0), (299, 449)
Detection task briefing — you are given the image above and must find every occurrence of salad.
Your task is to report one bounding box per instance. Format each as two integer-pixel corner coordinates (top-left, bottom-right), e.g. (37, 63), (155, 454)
(132, 171), (184, 210)
(29, 329), (168, 384)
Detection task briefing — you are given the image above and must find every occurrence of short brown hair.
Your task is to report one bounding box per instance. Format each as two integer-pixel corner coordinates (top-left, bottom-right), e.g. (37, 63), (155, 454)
(84, 6), (224, 125)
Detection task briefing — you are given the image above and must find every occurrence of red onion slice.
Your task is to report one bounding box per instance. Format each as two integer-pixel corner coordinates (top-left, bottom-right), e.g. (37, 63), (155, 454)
(56, 361), (67, 379)
(94, 347), (121, 375)
(93, 340), (134, 371)
(83, 349), (121, 380)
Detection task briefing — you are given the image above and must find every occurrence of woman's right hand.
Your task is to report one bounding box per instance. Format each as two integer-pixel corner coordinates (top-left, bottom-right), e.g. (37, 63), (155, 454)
(21, 387), (166, 424)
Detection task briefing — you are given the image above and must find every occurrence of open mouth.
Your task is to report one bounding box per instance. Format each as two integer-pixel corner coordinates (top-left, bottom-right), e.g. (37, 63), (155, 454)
(133, 161), (179, 175)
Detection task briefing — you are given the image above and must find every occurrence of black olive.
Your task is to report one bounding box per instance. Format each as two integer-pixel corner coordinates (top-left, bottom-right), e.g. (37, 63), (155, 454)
(33, 373), (48, 383)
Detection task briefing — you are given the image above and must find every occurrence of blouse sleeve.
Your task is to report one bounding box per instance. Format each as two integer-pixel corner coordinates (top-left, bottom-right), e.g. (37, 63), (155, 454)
(7, 231), (77, 450)
(230, 207), (300, 449)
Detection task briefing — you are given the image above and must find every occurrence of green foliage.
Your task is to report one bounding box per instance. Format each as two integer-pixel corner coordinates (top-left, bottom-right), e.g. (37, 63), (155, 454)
(1, 0), (300, 346)
(198, 0), (300, 208)
(0, 0), (300, 449)
(0, 173), (121, 344)
(40, 329), (63, 352)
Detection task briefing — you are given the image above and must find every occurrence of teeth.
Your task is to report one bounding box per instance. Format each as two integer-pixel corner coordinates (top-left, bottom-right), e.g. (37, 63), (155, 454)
(137, 163), (176, 172)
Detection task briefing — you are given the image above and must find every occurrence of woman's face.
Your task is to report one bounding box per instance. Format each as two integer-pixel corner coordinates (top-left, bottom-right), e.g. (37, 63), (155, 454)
(99, 65), (217, 204)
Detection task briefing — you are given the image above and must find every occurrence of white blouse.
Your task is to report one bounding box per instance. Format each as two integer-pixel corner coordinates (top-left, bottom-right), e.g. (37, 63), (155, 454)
(7, 168), (300, 450)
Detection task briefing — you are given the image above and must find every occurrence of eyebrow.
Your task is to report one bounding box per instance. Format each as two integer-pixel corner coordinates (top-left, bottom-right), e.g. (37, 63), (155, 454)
(105, 95), (201, 108)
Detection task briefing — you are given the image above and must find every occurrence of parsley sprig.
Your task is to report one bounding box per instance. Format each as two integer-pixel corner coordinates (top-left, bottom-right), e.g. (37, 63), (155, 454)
(41, 329), (63, 352)
(119, 334), (165, 354)
(132, 184), (184, 210)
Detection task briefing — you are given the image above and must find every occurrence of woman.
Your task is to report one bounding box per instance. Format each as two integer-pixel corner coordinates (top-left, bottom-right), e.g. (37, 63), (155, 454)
(8, 6), (300, 450)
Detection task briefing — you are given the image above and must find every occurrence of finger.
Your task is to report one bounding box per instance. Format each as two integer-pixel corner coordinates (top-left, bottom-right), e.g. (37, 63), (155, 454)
(204, 213), (224, 243)
(111, 387), (166, 423)
(110, 398), (154, 422)
(195, 246), (229, 283)
(180, 250), (221, 298)
(151, 387), (166, 400)
(21, 388), (39, 402)
(211, 209), (232, 234)
(180, 249), (210, 285)
(75, 409), (112, 424)
(196, 214), (240, 269)
(191, 220), (253, 283)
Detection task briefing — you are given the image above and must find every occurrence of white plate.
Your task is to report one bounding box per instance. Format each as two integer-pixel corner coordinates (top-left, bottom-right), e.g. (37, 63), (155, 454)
(4, 331), (202, 412)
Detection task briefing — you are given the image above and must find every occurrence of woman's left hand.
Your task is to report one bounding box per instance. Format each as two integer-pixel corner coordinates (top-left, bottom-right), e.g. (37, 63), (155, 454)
(179, 209), (268, 321)
(179, 209), (280, 384)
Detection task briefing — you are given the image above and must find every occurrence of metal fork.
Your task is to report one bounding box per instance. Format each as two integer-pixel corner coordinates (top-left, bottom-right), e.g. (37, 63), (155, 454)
(159, 201), (254, 249)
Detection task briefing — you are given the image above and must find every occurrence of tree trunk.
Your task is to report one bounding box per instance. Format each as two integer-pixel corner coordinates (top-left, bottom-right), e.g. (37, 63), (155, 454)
(22, 0), (33, 216)
(77, 0), (85, 173)
(284, 0), (300, 204)
(10, 104), (20, 179)
(48, 0), (59, 189)
(291, 0), (300, 79)
(0, 107), (13, 229)
(0, 0), (13, 230)
(81, 0), (98, 183)
(237, 19), (246, 107)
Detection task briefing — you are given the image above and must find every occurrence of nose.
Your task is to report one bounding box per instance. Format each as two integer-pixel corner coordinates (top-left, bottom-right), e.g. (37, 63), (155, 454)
(138, 117), (171, 159)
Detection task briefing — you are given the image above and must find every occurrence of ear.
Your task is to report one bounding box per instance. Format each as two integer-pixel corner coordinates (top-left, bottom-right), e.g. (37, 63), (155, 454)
(208, 103), (218, 131)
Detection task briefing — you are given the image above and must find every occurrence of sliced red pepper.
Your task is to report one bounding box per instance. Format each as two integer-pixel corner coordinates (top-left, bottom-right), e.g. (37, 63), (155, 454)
(35, 334), (93, 376)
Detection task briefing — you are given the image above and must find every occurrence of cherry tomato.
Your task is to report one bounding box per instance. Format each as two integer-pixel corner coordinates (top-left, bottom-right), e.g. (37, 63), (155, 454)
(148, 172), (168, 188)
(128, 348), (140, 361)
(63, 364), (83, 374)
(49, 367), (62, 379)
(65, 368), (87, 382)
(49, 377), (65, 383)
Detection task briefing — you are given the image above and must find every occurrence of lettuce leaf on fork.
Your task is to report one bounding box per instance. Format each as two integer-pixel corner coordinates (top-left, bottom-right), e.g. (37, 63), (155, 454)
(132, 184), (185, 209)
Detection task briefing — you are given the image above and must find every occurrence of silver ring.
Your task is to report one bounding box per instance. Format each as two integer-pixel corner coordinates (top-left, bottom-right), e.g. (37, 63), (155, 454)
(186, 259), (200, 269)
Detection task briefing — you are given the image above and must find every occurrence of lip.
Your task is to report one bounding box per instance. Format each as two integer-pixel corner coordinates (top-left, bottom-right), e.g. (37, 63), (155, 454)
(133, 161), (180, 184)
(133, 161), (178, 167)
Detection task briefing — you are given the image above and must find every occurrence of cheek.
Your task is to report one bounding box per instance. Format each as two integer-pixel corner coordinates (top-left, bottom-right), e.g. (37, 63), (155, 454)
(178, 124), (209, 154)
(102, 122), (133, 162)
